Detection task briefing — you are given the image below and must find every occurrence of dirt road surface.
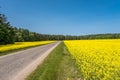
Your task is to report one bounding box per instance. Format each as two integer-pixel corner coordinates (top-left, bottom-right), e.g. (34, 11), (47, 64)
(0, 41), (61, 80)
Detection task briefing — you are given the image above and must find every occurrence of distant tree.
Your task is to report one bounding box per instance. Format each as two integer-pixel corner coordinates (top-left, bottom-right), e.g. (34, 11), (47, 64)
(14, 28), (24, 42)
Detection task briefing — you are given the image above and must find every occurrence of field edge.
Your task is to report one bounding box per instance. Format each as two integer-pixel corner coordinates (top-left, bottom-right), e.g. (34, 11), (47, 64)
(26, 42), (82, 80)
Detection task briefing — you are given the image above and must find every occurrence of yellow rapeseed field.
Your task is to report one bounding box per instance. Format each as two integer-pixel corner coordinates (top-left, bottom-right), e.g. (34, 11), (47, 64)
(0, 41), (54, 52)
(64, 40), (120, 80)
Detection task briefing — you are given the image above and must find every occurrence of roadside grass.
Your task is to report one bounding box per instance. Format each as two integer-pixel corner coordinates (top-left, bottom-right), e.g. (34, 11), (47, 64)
(0, 41), (54, 56)
(26, 42), (82, 80)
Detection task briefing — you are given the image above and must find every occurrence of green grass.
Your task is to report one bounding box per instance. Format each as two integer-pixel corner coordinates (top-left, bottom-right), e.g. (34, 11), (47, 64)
(26, 42), (82, 80)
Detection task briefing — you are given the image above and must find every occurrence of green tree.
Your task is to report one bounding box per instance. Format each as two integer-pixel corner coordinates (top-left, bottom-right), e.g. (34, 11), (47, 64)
(0, 14), (15, 44)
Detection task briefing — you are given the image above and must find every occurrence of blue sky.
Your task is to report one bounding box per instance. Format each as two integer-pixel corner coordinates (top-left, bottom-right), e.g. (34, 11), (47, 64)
(0, 0), (120, 35)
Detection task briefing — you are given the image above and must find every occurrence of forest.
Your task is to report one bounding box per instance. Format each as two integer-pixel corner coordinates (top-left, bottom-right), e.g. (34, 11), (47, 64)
(0, 13), (120, 45)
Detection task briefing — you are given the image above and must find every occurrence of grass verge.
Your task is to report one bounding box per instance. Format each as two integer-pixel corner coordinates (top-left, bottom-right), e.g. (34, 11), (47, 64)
(26, 42), (82, 80)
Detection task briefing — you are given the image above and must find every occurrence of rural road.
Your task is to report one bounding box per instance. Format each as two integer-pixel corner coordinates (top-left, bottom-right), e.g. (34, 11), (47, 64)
(0, 41), (61, 80)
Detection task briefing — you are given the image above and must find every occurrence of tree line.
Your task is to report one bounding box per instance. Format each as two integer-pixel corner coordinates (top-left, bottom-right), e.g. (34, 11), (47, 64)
(0, 13), (66, 44)
(0, 13), (120, 45)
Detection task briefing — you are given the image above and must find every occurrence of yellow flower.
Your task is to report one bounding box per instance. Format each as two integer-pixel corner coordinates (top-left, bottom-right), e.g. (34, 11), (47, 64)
(0, 41), (54, 52)
(64, 39), (120, 79)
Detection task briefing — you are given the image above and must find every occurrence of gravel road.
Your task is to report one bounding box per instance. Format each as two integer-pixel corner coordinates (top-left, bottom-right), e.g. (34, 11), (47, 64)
(0, 41), (61, 80)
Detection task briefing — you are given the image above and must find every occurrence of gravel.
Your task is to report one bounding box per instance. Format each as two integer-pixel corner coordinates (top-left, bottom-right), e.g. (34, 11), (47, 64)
(0, 41), (61, 80)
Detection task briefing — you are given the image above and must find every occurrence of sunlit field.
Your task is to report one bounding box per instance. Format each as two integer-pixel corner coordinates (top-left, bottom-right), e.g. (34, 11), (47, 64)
(64, 39), (120, 80)
(0, 41), (54, 52)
